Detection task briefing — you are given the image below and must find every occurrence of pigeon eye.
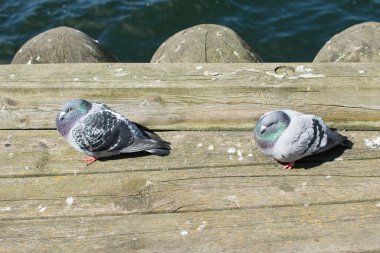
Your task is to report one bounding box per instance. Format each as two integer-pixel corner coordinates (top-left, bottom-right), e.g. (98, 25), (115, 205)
(67, 108), (73, 113)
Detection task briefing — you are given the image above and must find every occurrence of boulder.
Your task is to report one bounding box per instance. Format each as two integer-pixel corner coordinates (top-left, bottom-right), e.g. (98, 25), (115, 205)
(151, 24), (262, 63)
(12, 26), (119, 64)
(313, 22), (380, 63)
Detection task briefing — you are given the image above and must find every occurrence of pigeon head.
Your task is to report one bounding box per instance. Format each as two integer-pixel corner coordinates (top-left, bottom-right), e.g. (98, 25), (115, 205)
(253, 111), (291, 148)
(56, 99), (92, 136)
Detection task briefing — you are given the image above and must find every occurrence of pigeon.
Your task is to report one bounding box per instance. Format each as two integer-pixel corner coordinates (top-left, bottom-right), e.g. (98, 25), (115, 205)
(253, 109), (347, 170)
(56, 98), (171, 165)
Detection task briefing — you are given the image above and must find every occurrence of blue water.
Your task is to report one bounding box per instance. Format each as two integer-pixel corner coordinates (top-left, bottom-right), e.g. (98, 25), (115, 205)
(1, 0), (380, 63)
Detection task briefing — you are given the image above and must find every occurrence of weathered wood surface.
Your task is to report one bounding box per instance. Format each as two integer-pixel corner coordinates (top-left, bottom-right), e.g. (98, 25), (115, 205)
(0, 63), (380, 130)
(1, 129), (380, 252)
(1, 202), (379, 252)
(0, 63), (379, 252)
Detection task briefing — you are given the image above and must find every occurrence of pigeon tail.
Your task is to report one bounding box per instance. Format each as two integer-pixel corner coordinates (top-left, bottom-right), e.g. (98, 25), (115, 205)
(339, 137), (353, 149)
(120, 122), (171, 156)
(141, 129), (171, 156)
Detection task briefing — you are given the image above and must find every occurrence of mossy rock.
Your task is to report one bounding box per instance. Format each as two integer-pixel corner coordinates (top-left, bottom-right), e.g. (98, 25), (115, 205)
(12, 26), (119, 64)
(151, 24), (262, 63)
(313, 22), (380, 63)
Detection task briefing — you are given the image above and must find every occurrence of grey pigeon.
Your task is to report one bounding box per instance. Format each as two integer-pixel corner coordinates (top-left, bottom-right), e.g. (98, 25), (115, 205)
(253, 109), (347, 169)
(56, 99), (171, 165)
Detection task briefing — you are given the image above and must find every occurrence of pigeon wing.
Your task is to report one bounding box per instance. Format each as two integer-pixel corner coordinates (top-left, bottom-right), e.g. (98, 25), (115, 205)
(275, 114), (328, 161)
(72, 109), (134, 153)
(312, 126), (347, 155)
(291, 115), (329, 157)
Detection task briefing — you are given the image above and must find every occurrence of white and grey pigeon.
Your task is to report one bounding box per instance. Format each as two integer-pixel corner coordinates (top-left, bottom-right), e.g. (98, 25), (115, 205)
(253, 109), (347, 170)
(56, 98), (171, 165)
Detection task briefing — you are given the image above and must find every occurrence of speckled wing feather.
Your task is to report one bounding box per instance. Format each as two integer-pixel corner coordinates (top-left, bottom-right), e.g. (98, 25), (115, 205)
(71, 105), (134, 154)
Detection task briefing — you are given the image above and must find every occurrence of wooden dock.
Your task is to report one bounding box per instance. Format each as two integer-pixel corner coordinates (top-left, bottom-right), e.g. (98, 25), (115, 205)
(0, 63), (379, 252)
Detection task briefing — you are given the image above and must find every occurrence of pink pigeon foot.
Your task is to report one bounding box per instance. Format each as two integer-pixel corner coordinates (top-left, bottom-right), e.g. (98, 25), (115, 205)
(283, 161), (295, 170)
(82, 156), (97, 166)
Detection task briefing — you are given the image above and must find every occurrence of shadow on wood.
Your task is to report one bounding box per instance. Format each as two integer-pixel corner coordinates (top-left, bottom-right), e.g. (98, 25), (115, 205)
(296, 139), (354, 170)
(97, 151), (164, 163)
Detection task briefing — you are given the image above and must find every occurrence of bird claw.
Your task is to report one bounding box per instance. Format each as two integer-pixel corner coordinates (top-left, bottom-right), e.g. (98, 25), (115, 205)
(283, 162), (295, 170)
(82, 156), (97, 166)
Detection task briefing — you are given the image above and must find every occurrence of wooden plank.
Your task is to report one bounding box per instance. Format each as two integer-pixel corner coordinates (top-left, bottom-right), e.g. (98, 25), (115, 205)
(1, 62), (379, 252)
(1, 130), (380, 177)
(0, 63), (380, 130)
(1, 202), (379, 252)
(0, 167), (379, 219)
(0, 130), (379, 219)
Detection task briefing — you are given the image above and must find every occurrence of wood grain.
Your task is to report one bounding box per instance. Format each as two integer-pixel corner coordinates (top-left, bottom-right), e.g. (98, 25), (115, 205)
(1, 130), (380, 177)
(1, 202), (379, 252)
(0, 63), (379, 252)
(0, 130), (379, 220)
(0, 63), (379, 130)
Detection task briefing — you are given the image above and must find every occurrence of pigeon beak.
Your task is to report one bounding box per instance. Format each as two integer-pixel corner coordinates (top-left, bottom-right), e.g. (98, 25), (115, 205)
(260, 125), (267, 134)
(59, 111), (66, 121)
